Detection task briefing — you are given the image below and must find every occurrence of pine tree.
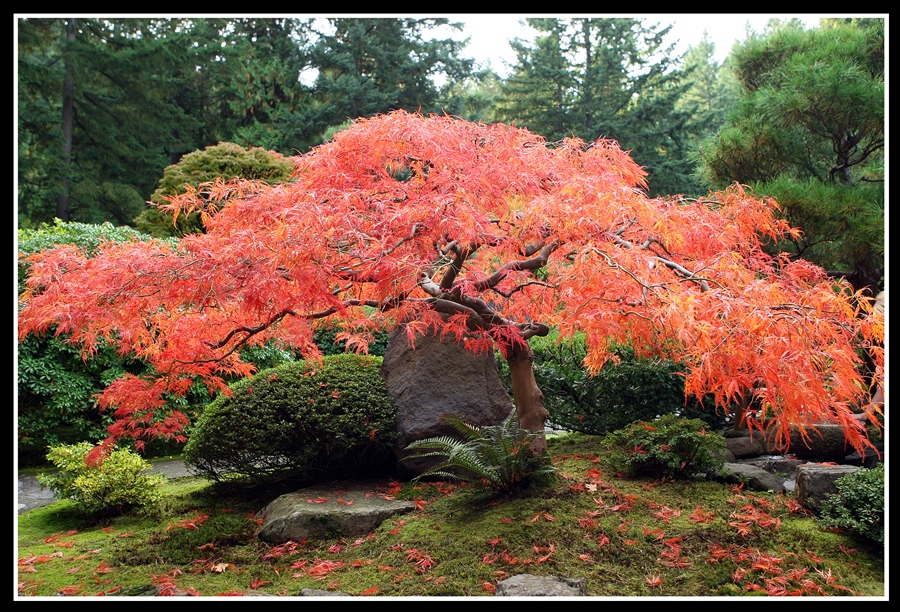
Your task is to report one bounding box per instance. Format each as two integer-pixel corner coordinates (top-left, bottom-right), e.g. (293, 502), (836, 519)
(697, 19), (884, 292)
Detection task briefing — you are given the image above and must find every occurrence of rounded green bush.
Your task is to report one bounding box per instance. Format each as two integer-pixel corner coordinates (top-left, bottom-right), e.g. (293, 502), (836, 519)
(134, 141), (296, 238)
(183, 354), (398, 486)
(601, 414), (726, 480)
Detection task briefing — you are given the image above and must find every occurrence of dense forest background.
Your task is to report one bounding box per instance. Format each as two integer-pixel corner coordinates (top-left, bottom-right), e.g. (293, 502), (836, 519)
(16, 16), (884, 291)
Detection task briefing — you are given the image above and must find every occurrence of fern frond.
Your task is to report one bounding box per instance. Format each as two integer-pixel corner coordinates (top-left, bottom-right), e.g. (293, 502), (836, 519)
(403, 408), (557, 492)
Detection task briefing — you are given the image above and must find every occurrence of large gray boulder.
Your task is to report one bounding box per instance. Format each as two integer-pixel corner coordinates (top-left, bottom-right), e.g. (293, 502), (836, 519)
(381, 325), (514, 476)
(786, 424), (854, 461)
(724, 435), (766, 459)
(753, 422), (855, 460)
(794, 464), (862, 513)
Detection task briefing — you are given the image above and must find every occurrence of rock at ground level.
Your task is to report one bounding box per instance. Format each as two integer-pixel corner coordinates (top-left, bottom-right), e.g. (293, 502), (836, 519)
(255, 480), (416, 545)
(381, 324), (514, 477)
(494, 574), (588, 596)
(708, 462), (787, 493)
(298, 588), (352, 596)
(723, 435), (766, 459)
(794, 464), (862, 513)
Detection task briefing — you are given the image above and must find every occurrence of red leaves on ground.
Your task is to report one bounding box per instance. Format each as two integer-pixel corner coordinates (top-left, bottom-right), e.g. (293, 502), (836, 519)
(533, 543), (556, 563)
(405, 548), (436, 573)
(642, 527), (665, 541)
(167, 513), (209, 531)
(56, 585), (82, 596)
(645, 574), (663, 588)
(93, 562), (114, 574)
(652, 506), (681, 523)
(690, 505), (717, 523)
(263, 540), (306, 560)
(306, 559), (345, 580)
(578, 518), (597, 530)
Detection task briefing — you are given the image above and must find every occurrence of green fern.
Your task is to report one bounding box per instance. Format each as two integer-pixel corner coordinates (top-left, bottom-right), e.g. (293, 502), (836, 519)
(403, 409), (557, 492)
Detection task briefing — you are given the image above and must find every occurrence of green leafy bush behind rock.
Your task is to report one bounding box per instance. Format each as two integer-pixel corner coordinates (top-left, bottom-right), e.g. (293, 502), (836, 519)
(817, 463), (884, 545)
(183, 354), (398, 487)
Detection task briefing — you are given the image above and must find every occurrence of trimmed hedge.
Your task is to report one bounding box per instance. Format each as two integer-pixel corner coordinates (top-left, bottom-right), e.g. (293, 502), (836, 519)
(183, 354), (398, 487)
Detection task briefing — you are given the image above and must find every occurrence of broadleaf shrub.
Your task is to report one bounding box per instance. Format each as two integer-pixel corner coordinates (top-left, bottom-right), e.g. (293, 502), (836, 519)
(817, 463), (884, 544)
(183, 354), (398, 487)
(37, 442), (166, 515)
(500, 338), (730, 435)
(17, 221), (164, 464)
(601, 414), (726, 480)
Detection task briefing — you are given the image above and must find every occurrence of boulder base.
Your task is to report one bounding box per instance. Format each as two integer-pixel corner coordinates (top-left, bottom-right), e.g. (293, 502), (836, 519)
(381, 325), (514, 476)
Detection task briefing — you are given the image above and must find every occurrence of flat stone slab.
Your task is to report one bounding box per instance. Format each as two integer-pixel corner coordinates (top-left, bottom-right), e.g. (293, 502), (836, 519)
(495, 574), (588, 596)
(256, 479), (416, 544)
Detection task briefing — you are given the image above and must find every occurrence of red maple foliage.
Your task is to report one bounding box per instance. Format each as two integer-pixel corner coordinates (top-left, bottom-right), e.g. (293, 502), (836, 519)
(17, 110), (883, 461)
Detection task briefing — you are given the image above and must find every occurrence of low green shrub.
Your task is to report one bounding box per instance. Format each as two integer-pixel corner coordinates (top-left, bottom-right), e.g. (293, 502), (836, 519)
(403, 408), (557, 493)
(37, 442), (166, 515)
(601, 414), (726, 480)
(183, 354), (398, 487)
(817, 463), (884, 544)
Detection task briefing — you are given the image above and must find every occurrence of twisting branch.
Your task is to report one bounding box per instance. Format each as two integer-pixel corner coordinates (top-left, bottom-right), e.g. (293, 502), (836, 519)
(491, 280), (556, 298)
(416, 274), (550, 340)
(439, 240), (476, 290)
(470, 239), (559, 292)
(612, 233), (711, 292)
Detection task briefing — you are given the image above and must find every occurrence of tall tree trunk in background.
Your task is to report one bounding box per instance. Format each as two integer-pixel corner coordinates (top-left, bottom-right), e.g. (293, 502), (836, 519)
(582, 19), (594, 133)
(506, 343), (550, 455)
(55, 18), (76, 222)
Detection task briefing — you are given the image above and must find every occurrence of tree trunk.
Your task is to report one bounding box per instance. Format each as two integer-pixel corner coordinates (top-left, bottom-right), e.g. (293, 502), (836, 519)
(506, 343), (550, 455)
(56, 18), (76, 222)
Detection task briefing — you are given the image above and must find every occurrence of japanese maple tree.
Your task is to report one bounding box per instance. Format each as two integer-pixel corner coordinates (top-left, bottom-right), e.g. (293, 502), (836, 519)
(18, 111), (883, 461)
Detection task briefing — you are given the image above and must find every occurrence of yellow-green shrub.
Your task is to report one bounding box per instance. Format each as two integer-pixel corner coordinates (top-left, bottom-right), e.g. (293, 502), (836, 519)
(37, 442), (166, 515)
